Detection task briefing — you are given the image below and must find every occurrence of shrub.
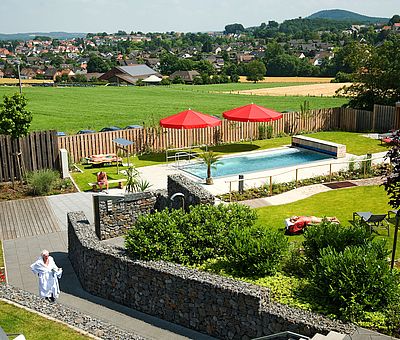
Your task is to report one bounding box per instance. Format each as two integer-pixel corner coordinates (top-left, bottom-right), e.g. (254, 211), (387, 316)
(225, 225), (289, 277)
(258, 124), (266, 140)
(125, 208), (187, 262)
(266, 125), (273, 139)
(311, 241), (400, 321)
(25, 169), (60, 196)
(125, 203), (257, 265)
(303, 221), (373, 265)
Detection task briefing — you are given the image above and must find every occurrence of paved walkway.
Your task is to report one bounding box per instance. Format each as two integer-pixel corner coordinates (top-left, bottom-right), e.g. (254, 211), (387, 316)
(2, 192), (214, 340)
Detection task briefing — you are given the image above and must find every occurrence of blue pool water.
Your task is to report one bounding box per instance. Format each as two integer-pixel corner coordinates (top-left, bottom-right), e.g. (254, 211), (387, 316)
(182, 148), (333, 179)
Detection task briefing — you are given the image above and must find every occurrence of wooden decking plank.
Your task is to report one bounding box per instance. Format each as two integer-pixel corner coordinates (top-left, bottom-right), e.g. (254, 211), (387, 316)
(27, 198), (43, 237)
(19, 198), (37, 237)
(2, 201), (15, 240)
(23, 199), (38, 235)
(43, 198), (61, 233)
(0, 202), (8, 240)
(5, 200), (17, 239)
(9, 200), (23, 238)
(31, 197), (48, 235)
(34, 197), (60, 234)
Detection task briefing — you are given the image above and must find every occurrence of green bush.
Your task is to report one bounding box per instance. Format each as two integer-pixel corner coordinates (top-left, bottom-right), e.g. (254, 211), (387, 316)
(311, 241), (400, 321)
(303, 221), (373, 265)
(125, 203), (257, 265)
(266, 125), (273, 139)
(225, 225), (289, 277)
(25, 169), (60, 196)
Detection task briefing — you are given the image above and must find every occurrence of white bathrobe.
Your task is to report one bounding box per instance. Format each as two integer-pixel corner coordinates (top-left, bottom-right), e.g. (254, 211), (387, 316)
(30, 256), (62, 299)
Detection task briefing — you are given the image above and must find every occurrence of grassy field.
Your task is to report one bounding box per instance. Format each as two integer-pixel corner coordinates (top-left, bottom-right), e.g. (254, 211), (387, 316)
(238, 76), (334, 83)
(0, 301), (90, 339)
(171, 82), (322, 92)
(0, 86), (348, 134)
(254, 185), (399, 255)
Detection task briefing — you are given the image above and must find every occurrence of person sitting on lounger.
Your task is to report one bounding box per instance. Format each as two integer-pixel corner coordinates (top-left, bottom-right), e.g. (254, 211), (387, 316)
(96, 171), (109, 192)
(286, 215), (339, 235)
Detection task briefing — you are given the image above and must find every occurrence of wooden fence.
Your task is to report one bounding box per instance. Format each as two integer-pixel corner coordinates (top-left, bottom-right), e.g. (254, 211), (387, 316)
(59, 105), (400, 163)
(0, 131), (59, 183)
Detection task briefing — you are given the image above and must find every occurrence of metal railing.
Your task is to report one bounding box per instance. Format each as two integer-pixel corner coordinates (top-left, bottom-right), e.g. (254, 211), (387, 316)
(224, 155), (387, 202)
(252, 331), (310, 340)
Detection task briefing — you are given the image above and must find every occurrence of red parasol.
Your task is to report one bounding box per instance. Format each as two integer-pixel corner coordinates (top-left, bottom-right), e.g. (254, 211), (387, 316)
(160, 109), (221, 129)
(222, 103), (282, 122)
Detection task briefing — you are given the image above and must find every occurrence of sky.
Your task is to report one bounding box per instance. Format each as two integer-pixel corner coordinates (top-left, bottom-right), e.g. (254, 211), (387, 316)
(0, 0), (398, 34)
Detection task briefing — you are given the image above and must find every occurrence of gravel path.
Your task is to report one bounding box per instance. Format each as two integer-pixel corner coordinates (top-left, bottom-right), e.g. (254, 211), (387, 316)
(0, 284), (146, 340)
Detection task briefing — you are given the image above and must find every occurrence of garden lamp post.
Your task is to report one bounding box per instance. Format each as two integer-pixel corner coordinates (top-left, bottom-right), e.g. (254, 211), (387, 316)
(16, 60), (22, 94)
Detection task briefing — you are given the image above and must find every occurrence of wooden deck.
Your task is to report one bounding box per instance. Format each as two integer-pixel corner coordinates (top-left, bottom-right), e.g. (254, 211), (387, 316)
(0, 197), (60, 240)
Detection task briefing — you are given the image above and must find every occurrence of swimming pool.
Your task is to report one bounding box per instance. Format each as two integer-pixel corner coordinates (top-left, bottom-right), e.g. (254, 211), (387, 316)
(181, 148), (334, 179)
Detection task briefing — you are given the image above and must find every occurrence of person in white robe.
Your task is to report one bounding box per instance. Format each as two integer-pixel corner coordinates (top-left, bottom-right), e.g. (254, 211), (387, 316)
(30, 249), (62, 302)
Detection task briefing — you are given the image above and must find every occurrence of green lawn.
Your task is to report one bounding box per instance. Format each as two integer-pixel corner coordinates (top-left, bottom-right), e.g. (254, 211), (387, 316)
(0, 86), (348, 134)
(71, 131), (386, 191)
(0, 301), (90, 339)
(254, 185), (399, 256)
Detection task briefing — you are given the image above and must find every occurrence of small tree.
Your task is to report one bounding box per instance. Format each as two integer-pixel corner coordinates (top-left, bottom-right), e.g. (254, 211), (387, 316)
(199, 151), (220, 185)
(245, 60), (266, 83)
(0, 93), (32, 139)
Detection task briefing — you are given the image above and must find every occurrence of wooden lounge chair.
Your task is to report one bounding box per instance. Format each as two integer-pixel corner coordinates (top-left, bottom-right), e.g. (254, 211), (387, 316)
(353, 211), (389, 236)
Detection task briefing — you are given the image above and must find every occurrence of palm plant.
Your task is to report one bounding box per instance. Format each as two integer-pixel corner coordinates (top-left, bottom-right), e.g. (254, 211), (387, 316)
(198, 151), (220, 185)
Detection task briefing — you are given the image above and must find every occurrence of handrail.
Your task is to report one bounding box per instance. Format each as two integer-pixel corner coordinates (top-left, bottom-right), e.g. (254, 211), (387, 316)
(166, 144), (208, 162)
(225, 155), (385, 185)
(224, 154), (387, 201)
(252, 330), (310, 340)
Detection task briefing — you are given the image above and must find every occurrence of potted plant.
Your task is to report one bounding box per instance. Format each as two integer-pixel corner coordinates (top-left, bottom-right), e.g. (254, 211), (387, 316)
(199, 151), (220, 185)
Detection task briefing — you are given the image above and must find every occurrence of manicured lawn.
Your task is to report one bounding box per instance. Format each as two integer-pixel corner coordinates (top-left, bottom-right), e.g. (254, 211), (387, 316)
(0, 301), (90, 339)
(254, 185), (399, 256)
(304, 131), (388, 155)
(0, 86), (348, 134)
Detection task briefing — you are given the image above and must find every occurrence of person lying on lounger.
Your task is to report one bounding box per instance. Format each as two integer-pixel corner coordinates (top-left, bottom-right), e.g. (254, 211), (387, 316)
(286, 215), (339, 235)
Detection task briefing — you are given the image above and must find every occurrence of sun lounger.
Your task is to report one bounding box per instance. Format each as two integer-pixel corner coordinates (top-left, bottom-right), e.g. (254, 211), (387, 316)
(353, 211), (389, 236)
(88, 153), (122, 166)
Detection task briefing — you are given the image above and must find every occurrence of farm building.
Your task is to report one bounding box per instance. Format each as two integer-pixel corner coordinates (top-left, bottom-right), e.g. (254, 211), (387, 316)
(99, 65), (160, 85)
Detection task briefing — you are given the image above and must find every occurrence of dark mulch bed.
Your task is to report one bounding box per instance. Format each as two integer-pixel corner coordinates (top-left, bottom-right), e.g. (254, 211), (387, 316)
(0, 182), (77, 201)
(323, 181), (357, 189)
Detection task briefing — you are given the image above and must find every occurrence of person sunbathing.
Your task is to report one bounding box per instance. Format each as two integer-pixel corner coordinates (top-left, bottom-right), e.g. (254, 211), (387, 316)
(286, 215), (339, 235)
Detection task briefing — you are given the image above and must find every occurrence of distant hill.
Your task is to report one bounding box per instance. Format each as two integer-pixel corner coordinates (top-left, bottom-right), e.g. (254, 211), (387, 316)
(307, 9), (389, 24)
(0, 32), (86, 41)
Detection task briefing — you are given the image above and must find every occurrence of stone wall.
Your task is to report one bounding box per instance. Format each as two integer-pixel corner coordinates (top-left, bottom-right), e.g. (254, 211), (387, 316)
(94, 174), (214, 240)
(68, 211), (355, 340)
(168, 174), (215, 210)
(94, 191), (161, 240)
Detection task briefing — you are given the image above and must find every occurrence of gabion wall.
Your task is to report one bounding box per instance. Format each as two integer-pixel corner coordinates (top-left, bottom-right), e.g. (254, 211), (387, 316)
(94, 174), (215, 240)
(68, 211), (355, 340)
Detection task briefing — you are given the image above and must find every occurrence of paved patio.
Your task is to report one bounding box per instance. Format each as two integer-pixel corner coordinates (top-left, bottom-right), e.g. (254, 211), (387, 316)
(2, 192), (214, 340)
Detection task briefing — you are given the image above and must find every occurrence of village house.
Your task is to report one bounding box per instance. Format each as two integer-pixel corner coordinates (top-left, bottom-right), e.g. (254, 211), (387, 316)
(169, 70), (200, 84)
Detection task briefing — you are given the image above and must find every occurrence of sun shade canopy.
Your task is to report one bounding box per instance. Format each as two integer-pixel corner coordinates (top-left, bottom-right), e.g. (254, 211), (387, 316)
(160, 109), (221, 129)
(222, 103), (283, 122)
